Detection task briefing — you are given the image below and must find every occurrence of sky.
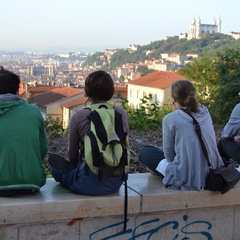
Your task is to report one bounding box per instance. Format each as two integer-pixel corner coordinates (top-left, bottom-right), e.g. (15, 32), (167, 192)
(1, 0), (239, 53)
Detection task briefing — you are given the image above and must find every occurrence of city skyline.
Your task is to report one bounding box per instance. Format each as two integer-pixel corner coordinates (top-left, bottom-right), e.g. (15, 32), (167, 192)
(1, 0), (239, 53)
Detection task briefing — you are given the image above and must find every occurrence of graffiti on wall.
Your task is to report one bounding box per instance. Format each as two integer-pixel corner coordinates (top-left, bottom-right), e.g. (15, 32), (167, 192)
(88, 215), (212, 240)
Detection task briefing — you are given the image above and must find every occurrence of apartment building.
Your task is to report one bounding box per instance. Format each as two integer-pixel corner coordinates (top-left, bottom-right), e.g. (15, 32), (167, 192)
(33, 87), (84, 120)
(127, 71), (185, 108)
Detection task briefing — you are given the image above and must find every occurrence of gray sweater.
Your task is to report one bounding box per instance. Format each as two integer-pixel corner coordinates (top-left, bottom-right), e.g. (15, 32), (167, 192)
(162, 105), (224, 191)
(221, 103), (240, 139)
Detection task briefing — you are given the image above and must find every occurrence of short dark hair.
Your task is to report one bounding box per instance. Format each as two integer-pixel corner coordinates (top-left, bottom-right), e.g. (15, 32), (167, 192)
(0, 66), (20, 94)
(85, 70), (114, 101)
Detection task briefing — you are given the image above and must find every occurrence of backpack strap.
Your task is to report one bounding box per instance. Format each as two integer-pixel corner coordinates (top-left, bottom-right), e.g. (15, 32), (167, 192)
(86, 131), (104, 181)
(115, 110), (128, 168)
(114, 109), (129, 232)
(89, 110), (108, 150)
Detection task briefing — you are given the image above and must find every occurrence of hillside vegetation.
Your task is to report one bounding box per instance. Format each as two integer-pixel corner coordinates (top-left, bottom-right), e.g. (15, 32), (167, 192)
(84, 33), (240, 69)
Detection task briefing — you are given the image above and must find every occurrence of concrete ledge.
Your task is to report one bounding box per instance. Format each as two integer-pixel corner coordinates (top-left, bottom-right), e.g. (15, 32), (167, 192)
(127, 173), (240, 213)
(0, 178), (140, 225)
(1, 173), (240, 239)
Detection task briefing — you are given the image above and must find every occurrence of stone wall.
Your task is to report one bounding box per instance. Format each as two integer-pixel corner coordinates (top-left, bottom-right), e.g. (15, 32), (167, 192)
(1, 174), (240, 239)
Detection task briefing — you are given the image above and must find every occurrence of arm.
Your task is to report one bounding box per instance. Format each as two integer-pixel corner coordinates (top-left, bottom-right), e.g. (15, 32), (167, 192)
(115, 107), (129, 133)
(68, 114), (81, 163)
(39, 116), (48, 160)
(162, 116), (175, 162)
(221, 103), (240, 139)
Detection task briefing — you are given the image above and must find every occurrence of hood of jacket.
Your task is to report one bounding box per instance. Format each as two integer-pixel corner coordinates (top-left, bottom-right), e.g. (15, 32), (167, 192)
(0, 94), (24, 115)
(177, 104), (210, 124)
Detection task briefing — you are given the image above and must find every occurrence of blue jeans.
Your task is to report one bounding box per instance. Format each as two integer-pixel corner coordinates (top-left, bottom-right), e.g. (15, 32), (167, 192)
(52, 167), (124, 196)
(139, 145), (165, 178)
(218, 139), (240, 163)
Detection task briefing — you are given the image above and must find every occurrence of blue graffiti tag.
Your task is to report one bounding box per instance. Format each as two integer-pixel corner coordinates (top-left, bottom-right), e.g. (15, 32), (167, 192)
(181, 215), (212, 240)
(89, 215), (212, 240)
(129, 218), (179, 240)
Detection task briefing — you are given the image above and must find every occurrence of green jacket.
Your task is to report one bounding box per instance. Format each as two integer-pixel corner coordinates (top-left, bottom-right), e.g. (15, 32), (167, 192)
(0, 94), (48, 191)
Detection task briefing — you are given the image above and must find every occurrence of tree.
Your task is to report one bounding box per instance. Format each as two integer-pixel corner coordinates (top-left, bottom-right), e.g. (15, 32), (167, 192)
(119, 75), (125, 81)
(180, 48), (240, 124)
(180, 52), (218, 108)
(210, 48), (240, 124)
(136, 66), (155, 76)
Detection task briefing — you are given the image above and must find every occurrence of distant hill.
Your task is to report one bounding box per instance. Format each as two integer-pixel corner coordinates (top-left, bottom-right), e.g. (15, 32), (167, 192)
(84, 33), (240, 70)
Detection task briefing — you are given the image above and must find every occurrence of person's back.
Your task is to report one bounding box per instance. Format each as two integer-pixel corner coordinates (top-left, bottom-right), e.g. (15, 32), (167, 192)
(0, 67), (48, 196)
(162, 104), (223, 190)
(139, 80), (224, 191)
(50, 70), (130, 196)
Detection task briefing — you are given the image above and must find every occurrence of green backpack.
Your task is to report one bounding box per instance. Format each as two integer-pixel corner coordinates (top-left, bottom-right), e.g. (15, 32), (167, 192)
(84, 103), (130, 180)
(84, 103), (130, 231)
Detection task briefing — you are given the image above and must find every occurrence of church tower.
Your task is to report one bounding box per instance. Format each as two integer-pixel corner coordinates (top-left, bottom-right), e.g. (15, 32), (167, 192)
(217, 18), (221, 33)
(196, 17), (201, 39)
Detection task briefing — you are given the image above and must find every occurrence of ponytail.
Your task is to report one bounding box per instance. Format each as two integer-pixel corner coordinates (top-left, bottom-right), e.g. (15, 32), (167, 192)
(172, 80), (199, 113)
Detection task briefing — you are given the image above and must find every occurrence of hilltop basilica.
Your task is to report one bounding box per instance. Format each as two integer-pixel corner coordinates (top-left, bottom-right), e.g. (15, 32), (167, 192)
(179, 17), (221, 40)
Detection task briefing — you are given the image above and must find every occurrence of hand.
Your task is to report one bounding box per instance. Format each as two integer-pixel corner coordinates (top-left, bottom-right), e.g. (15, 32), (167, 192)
(234, 136), (240, 143)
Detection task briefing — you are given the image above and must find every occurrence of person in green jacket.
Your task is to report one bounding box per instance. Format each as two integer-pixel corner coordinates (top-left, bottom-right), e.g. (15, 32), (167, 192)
(0, 66), (48, 197)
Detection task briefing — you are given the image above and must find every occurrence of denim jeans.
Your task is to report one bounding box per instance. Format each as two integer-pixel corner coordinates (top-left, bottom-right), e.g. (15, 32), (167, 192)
(218, 139), (240, 163)
(139, 145), (165, 178)
(51, 167), (124, 196)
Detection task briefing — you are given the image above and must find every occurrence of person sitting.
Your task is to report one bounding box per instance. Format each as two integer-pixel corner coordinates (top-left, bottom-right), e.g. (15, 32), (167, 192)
(139, 80), (224, 191)
(0, 66), (48, 197)
(49, 70), (129, 195)
(218, 95), (240, 165)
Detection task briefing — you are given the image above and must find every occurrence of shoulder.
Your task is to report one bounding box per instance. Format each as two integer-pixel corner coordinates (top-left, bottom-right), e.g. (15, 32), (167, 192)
(163, 110), (179, 123)
(71, 108), (91, 122)
(114, 106), (128, 117)
(232, 103), (240, 114)
(20, 101), (43, 118)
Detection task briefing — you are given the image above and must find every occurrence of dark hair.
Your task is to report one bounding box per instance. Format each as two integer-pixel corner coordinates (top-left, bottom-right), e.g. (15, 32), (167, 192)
(172, 80), (199, 113)
(0, 66), (20, 94)
(85, 70), (114, 101)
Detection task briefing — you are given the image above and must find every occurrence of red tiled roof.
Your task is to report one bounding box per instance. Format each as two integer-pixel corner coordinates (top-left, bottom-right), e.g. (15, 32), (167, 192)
(113, 86), (127, 99)
(62, 97), (88, 108)
(29, 85), (57, 95)
(51, 87), (83, 97)
(33, 87), (84, 106)
(128, 71), (186, 89)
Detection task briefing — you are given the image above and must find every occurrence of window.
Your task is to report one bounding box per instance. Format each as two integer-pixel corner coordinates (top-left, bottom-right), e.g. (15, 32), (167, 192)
(155, 93), (163, 104)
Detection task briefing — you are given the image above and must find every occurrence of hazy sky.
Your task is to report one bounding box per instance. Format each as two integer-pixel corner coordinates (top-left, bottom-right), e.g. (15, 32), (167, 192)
(1, 0), (239, 52)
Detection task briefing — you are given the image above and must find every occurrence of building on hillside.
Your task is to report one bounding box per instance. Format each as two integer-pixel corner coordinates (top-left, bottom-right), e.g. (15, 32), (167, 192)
(117, 67), (129, 78)
(179, 17), (221, 40)
(29, 85), (57, 96)
(18, 82), (28, 98)
(27, 65), (54, 76)
(62, 97), (89, 129)
(128, 44), (140, 52)
(229, 32), (240, 40)
(167, 53), (189, 65)
(33, 87), (84, 120)
(127, 71), (185, 109)
(186, 53), (199, 58)
(112, 86), (128, 104)
(130, 72), (141, 81)
(148, 61), (176, 71)
(104, 49), (119, 63)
